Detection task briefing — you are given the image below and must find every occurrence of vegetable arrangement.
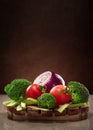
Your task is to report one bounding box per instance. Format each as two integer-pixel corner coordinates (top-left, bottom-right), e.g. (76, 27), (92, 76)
(3, 71), (89, 114)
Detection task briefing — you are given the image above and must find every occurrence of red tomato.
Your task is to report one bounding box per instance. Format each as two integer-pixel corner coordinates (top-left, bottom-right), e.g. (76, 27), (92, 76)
(25, 84), (43, 99)
(49, 85), (71, 107)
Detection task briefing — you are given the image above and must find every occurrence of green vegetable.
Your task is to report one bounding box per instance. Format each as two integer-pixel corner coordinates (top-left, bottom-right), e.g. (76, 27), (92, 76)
(57, 102), (88, 113)
(4, 79), (31, 101)
(16, 104), (23, 111)
(27, 106), (49, 111)
(3, 97), (38, 111)
(67, 81), (89, 104)
(37, 93), (56, 109)
(24, 98), (38, 105)
(57, 104), (69, 113)
(68, 102), (88, 108)
(3, 100), (19, 107)
(20, 102), (26, 109)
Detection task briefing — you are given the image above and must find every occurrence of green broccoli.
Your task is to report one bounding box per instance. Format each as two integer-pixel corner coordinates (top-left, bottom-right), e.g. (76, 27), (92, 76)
(37, 93), (56, 109)
(4, 79), (31, 101)
(67, 81), (89, 104)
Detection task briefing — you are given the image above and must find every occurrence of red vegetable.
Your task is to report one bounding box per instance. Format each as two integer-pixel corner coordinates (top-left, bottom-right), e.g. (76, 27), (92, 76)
(33, 71), (65, 92)
(25, 84), (43, 99)
(50, 85), (71, 107)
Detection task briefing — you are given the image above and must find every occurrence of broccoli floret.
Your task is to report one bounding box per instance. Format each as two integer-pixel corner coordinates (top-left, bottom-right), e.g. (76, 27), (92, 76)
(67, 81), (89, 104)
(37, 93), (56, 109)
(4, 79), (31, 101)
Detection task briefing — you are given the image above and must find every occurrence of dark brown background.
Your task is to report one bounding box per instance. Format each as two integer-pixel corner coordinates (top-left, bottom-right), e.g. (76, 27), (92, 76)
(0, 0), (93, 94)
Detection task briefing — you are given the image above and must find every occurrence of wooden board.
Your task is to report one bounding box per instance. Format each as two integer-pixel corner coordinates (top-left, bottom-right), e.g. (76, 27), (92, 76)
(5, 105), (89, 121)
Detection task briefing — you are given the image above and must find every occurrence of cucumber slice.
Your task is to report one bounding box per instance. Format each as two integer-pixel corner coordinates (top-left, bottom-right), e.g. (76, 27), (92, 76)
(20, 102), (26, 108)
(24, 98), (38, 105)
(57, 104), (69, 113)
(27, 106), (49, 111)
(68, 102), (87, 108)
(3, 100), (18, 107)
(16, 105), (23, 111)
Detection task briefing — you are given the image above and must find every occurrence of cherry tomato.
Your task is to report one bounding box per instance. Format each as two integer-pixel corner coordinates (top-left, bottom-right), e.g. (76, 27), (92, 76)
(49, 85), (71, 107)
(25, 84), (43, 99)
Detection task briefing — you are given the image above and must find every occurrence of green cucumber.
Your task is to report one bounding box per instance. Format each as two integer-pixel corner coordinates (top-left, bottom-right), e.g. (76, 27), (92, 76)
(16, 105), (23, 111)
(24, 98), (38, 105)
(3, 100), (19, 107)
(57, 104), (69, 113)
(68, 102), (87, 108)
(20, 102), (26, 108)
(27, 106), (49, 111)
